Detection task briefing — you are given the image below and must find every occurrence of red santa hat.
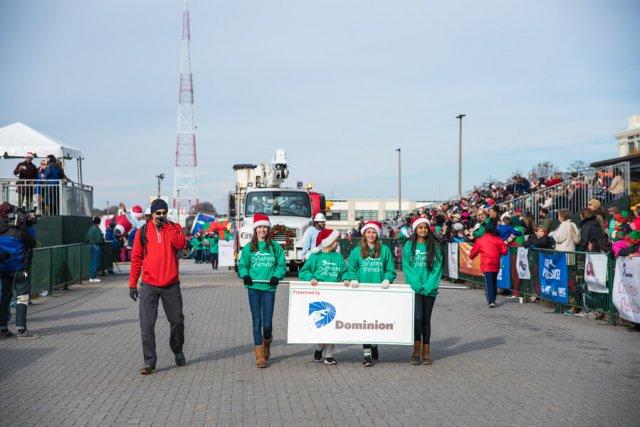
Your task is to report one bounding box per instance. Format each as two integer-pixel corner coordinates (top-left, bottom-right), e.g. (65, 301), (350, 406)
(411, 217), (431, 231)
(312, 228), (340, 253)
(114, 224), (125, 235)
(252, 213), (271, 229)
(361, 220), (382, 236)
(131, 205), (145, 219)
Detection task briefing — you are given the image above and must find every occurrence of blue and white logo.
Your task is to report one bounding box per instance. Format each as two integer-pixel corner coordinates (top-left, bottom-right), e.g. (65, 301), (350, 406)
(308, 301), (336, 329)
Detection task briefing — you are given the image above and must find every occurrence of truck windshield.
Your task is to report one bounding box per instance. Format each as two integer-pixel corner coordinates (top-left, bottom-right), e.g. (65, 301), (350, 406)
(245, 191), (311, 218)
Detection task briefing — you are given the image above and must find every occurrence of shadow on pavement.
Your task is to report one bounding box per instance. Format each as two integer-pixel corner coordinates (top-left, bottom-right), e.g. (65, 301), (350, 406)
(0, 347), (57, 380)
(34, 317), (138, 335)
(30, 306), (128, 323)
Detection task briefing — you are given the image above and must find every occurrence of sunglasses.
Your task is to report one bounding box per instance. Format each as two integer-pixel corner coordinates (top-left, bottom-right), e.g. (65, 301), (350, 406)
(154, 210), (167, 215)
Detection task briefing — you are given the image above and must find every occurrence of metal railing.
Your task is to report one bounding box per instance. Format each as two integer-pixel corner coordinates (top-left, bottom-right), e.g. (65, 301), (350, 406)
(0, 179), (94, 216)
(495, 162), (630, 223)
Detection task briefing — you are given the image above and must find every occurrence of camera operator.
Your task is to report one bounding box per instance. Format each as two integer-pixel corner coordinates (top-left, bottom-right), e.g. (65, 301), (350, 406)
(0, 203), (37, 339)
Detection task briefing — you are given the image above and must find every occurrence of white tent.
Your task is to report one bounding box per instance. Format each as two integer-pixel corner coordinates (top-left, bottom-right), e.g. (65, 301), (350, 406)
(0, 122), (84, 182)
(0, 121), (83, 159)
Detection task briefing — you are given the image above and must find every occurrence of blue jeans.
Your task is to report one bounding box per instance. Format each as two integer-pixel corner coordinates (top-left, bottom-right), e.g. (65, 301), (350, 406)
(89, 245), (101, 279)
(483, 272), (498, 304)
(247, 288), (275, 346)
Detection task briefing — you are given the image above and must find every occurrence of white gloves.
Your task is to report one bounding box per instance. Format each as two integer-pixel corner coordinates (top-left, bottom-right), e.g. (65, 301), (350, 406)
(350, 280), (359, 288)
(381, 280), (390, 289)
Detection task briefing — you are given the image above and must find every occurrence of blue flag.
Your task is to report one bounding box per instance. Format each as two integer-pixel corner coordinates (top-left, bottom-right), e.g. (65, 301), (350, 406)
(538, 252), (569, 304)
(190, 213), (216, 234)
(497, 254), (511, 289)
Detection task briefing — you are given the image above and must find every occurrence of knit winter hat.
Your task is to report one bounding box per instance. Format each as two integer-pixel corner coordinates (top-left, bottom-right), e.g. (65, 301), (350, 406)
(150, 199), (168, 213)
(361, 220), (382, 236)
(313, 228), (340, 253)
(453, 222), (464, 231)
(252, 213), (271, 229)
(411, 217), (430, 231)
(629, 231), (640, 243)
(313, 213), (326, 222)
(588, 199), (601, 210)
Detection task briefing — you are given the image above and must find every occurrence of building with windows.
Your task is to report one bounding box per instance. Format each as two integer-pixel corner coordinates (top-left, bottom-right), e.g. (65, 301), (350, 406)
(326, 199), (438, 232)
(616, 114), (640, 157)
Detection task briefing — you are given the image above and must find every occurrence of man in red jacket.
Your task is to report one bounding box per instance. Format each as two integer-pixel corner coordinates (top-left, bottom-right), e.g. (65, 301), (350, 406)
(469, 222), (507, 308)
(129, 199), (187, 374)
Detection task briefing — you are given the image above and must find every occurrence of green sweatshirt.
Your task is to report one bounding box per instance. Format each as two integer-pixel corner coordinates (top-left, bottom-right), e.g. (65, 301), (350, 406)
(209, 235), (219, 254)
(346, 244), (397, 284)
(238, 240), (286, 292)
(85, 225), (104, 245)
(401, 241), (443, 297)
(190, 237), (201, 250)
(299, 251), (347, 282)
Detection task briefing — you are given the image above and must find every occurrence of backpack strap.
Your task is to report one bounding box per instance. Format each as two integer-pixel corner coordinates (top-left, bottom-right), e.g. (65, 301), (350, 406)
(140, 224), (147, 257)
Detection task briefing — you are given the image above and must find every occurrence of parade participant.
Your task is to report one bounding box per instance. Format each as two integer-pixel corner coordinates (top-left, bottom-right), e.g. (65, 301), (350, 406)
(128, 199), (187, 375)
(190, 233), (202, 263)
(301, 213), (327, 259)
(346, 220), (397, 367)
(209, 232), (220, 270)
(299, 228), (349, 365)
(469, 222), (507, 308)
(238, 213), (286, 368)
(402, 217), (443, 365)
(85, 217), (105, 283)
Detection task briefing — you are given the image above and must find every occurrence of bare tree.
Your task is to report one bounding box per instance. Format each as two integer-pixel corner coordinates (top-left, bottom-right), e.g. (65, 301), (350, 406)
(567, 160), (589, 173)
(529, 161), (559, 180)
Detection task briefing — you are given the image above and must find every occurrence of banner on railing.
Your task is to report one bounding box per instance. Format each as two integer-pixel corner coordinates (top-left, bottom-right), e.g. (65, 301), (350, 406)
(447, 242), (459, 279)
(218, 241), (235, 267)
(612, 257), (640, 323)
(538, 252), (569, 304)
(497, 254), (511, 289)
(584, 253), (609, 294)
(516, 247), (530, 279)
(287, 283), (414, 345)
(458, 243), (482, 277)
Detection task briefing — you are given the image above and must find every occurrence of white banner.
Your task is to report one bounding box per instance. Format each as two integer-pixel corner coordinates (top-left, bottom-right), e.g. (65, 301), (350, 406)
(218, 241), (235, 267)
(516, 247), (531, 280)
(612, 257), (640, 323)
(447, 243), (459, 279)
(287, 282), (414, 345)
(584, 253), (609, 294)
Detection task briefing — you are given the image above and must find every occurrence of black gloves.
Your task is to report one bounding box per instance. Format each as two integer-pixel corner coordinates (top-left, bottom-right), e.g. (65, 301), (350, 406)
(269, 277), (280, 287)
(243, 276), (253, 286)
(129, 288), (139, 301)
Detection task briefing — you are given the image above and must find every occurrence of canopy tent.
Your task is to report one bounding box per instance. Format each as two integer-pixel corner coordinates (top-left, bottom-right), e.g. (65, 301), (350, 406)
(0, 122), (84, 182)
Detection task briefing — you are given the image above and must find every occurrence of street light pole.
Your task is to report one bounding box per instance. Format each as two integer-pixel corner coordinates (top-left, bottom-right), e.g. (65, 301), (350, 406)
(396, 148), (402, 217)
(456, 114), (466, 199)
(156, 173), (165, 199)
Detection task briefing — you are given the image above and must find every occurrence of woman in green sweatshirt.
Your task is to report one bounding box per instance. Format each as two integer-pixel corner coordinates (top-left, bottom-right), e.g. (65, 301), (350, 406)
(347, 221), (397, 367)
(299, 228), (349, 365)
(209, 232), (219, 270)
(402, 218), (443, 366)
(237, 213), (286, 368)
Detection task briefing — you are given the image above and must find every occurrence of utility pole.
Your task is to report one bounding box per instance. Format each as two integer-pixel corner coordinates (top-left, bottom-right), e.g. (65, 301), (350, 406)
(156, 173), (165, 199)
(456, 114), (466, 199)
(396, 148), (402, 217)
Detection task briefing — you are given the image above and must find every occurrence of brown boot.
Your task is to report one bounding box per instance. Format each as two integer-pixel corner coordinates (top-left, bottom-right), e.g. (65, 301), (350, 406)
(255, 345), (266, 368)
(411, 341), (422, 365)
(263, 337), (272, 361)
(422, 343), (432, 365)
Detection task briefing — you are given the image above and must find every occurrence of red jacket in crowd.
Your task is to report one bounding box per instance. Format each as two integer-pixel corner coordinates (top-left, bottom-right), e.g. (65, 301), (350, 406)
(128, 221), (187, 288)
(469, 233), (508, 273)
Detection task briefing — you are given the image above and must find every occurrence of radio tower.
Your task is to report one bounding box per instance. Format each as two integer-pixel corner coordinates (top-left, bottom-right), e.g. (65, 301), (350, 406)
(173, 0), (199, 212)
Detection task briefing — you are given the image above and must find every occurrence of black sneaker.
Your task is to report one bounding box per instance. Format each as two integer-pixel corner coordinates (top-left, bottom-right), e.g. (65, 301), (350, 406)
(371, 345), (379, 361)
(362, 354), (373, 367)
(324, 357), (337, 365)
(313, 348), (323, 362)
(175, 352), (186, 366)
(0, 329), (16, 339)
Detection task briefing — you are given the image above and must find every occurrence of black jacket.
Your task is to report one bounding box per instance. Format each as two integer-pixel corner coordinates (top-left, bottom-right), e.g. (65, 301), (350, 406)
(579, 217), (606, 251)
(524, 235), (555, 250)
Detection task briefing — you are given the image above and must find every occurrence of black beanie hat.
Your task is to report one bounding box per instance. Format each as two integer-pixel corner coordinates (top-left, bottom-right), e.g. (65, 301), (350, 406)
(150, 199), (168, 213)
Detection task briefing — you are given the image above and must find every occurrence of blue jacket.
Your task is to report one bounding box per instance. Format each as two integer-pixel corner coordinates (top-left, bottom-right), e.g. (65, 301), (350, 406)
(0, 222), (36, 272)
(497, 224), (521, 242)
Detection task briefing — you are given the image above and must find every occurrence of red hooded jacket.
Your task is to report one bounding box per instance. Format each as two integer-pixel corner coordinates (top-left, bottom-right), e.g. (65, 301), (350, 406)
(128, 221), (187, 288)
(469, 233), (507, 273)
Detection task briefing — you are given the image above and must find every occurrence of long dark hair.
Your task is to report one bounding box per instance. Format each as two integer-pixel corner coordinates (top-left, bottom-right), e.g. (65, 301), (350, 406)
(250, 227), (275, 253)
(410, 226), (442, 271)
(359, 235), (381, 259)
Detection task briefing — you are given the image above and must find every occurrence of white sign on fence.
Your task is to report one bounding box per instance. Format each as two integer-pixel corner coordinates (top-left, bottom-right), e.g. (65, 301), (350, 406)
(448, 242), (459, 279)
(612, 257), (640, 323)
(218, 241), (235, 267)
(584, 253), (609, 294)
(287, 283), (414, 345)
(516, 247), (531, 280)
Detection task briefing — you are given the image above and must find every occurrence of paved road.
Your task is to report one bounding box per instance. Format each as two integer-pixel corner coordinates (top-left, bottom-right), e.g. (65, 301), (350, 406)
(1, 261), (639, 426)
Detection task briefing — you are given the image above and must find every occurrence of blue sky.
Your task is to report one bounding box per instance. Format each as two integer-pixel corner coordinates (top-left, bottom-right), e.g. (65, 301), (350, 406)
(1, 0), (639, 211)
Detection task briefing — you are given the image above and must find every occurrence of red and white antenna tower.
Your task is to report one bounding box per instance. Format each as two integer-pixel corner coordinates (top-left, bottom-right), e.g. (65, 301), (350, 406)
(173, 0), (199, 212)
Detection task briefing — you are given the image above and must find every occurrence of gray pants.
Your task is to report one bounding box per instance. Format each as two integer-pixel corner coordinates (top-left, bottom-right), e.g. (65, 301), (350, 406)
(139, 282), (185, 367)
